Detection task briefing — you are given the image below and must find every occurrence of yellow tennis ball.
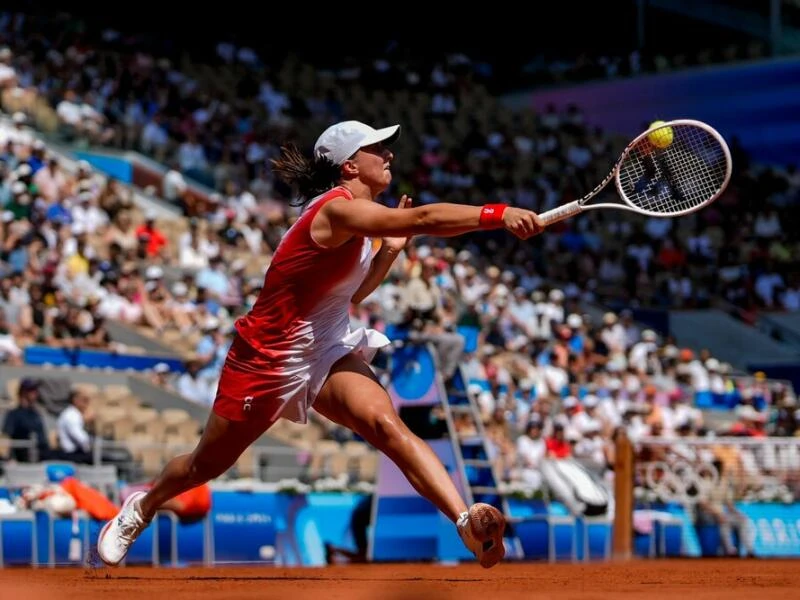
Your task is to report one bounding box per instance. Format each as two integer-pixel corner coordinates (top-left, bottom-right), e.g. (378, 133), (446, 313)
(647, 120), (673, 149)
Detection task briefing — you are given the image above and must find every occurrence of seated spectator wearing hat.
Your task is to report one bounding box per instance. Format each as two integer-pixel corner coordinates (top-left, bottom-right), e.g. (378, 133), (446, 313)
(705, 358), (727, 406)
(150, 362), (175, 390)
(628, 329), (659, 374)
(9, 112), (33, 147)
(573, 394), (604, 434)
(167, 281), (203, 331)
(56, 389), (94, 464)
(196, 316), (232, 382)
(600, 312), (627, 356)
(0, 49), (17, 88)
(71, 182), (108, 235)
(0, 302), (23, 364)
(574, 421), (605, 471)
(729, 405), (768, 438)
(748, 371), (772, 411)
(2, 379), (50, 462)
(678, 347), (711, 406)
(176, 354), (213, 407)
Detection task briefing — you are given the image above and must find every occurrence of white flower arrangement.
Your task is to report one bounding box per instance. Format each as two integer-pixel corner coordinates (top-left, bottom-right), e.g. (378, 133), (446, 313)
(634, 486), (661, 503)
(313, 474), (350, 492)
(498, 480), (544, 500)
(276, 476), (375, 495)
(349, 481), (376, 494)
(742, 484), (795, 504)
(276, 478), (312, 495)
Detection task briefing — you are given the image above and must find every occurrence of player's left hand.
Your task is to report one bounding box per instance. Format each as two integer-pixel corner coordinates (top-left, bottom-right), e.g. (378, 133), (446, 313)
(381, 195), (413, 253)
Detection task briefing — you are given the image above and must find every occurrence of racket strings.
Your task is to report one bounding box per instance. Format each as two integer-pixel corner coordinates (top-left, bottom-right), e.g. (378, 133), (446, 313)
(617, 125), (728, 215)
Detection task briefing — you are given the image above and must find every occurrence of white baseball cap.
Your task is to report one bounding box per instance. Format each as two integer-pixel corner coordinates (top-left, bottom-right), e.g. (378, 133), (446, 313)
(314, 120), (400, 165)
(145, 265), (163, 280)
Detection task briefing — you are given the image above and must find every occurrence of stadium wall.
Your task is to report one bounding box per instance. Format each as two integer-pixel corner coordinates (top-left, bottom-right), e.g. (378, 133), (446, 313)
(502, 57), (800, 166)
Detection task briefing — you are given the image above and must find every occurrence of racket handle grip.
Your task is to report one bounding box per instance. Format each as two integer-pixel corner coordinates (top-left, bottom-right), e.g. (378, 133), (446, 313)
(538, 200), (583, 227)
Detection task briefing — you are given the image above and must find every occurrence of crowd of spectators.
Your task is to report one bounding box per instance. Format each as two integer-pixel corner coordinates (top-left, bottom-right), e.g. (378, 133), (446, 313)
(2, 11), (797, 318)
(518, 40), (770, 89)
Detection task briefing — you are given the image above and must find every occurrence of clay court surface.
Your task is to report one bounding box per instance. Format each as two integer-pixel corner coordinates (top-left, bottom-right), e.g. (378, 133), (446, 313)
(1, 559), (798, 599)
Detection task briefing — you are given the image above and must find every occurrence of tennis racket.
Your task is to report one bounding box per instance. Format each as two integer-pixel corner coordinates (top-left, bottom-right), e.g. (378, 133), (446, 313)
(538, 119), (732, 227)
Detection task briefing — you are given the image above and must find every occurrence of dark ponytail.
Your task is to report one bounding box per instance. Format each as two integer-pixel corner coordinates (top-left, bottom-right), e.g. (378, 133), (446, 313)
(271, 143), (342, 206)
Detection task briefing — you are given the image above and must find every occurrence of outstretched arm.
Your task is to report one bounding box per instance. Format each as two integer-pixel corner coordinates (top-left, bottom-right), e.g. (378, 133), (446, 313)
(317, 198), (544, 246)
(351, 244), (403, 304)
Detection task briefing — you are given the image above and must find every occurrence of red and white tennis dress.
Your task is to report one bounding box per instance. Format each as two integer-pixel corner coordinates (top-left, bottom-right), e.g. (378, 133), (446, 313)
(213, 187), (389, 424)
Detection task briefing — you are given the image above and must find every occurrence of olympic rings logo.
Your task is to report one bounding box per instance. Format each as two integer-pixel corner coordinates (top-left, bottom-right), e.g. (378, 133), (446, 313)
(643, 460), (720, 504)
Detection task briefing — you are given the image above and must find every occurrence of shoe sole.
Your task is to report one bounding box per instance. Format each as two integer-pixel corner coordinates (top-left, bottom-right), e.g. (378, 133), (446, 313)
(467, 503), (506, 568)
(97, 492), (145, 567)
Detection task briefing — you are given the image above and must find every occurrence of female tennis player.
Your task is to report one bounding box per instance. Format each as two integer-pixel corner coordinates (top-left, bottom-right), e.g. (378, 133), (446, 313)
(98, 120), (544, 568)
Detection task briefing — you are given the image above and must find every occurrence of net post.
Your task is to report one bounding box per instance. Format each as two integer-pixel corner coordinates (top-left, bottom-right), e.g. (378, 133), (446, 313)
(612, 430), (634, 560)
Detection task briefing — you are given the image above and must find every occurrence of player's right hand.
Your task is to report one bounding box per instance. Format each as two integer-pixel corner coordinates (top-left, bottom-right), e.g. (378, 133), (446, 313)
(502, 208), (544, 239)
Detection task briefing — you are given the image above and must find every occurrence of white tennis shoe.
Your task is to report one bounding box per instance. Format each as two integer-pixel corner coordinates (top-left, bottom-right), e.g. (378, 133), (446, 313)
(97, 491), (150, 566)
(456, 503), (506, 568)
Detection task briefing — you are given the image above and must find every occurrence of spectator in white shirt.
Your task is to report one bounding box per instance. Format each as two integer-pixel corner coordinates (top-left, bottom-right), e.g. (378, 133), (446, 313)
(628, 329), (658, 373)
(179, 233), (212, 270)
(706, 358), (727, 395)
(177, 358), (214, 407)
(56, 90), (84, 130)
(661, 390), (704, 435)
(162, 161), (188, 206)
(56, 389), (93, 464)
(573, 423), (606, 470)
(71, 190), (108, 234)
(516, 419), (546, 489)
(7, 112), (33, 147)
(679, 348), (710, 393)
(0, 46), (16, 88)
(507, 287), (537, 339)
(600, 312), (627, 355)
(571, 395), (603, 435)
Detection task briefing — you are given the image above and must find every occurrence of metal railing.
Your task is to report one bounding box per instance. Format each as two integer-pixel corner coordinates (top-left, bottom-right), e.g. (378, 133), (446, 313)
(2, 437), (378, 487)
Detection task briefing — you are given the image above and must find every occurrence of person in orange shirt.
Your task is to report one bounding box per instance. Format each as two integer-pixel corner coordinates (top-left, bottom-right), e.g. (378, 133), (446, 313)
(120, 482), (212, 523)
(134, 211), (167, 257)
(161, 484), (212, 522)
(545, 423), (572, 459)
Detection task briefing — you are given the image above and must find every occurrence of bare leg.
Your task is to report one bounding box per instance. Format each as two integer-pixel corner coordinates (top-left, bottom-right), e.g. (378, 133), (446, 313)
(314, 353), (467, 523)
(138, 411), (270, 519)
